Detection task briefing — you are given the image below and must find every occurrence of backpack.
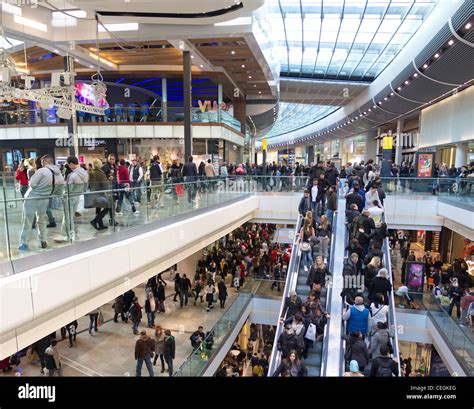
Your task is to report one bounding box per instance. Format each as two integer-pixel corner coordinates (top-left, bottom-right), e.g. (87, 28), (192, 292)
(253, 364), (264, 377)
(376, 362), (393, 377)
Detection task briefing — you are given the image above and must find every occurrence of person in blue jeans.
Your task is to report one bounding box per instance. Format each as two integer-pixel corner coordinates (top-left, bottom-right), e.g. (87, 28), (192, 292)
(298, 219), (315, 271)
(135, 330), (155, 377)
(163, 329), (176, 376)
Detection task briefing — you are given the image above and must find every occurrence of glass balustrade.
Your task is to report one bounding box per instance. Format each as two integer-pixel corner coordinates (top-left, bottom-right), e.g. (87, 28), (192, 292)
(395, 290), (474, 375)
(0, 176), (309, 272)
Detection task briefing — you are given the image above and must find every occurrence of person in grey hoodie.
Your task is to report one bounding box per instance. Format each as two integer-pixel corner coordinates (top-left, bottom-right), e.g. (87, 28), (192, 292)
(368, 321), (393, 360)
(18, 155), (65, 251)
(54, 156), (89, 243)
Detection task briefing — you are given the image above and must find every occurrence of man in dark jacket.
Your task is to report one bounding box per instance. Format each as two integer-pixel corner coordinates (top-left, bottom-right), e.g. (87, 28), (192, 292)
(32, 335), (51, 374)
(325, 163), (339, 186)
(346, 182), (363, 211)
(182, 155), (198, 203)
(277, 325), (300, 358)
(316, 173), (330, 215)
(298, 189), (311, 216)
(128, 297), (142, 335)
(149, 155), (164, 208)
(368, 268), (392, 305)
(135, 330), (155, 377)
(326, 185), (337, 225)
(370, 345), (399, 377)
(282, 291), (303, 319)
(345, 331), (369, 371)
(113, 295), (126, 322)
(190, 326), (205, 349)
(178, 274), (192, 308)
(352, 210), (375, 258)
(163, 329), (176, 376)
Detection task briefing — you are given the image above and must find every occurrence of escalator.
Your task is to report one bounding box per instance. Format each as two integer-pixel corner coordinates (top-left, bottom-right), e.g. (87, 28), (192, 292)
(269, 208), (338, 377)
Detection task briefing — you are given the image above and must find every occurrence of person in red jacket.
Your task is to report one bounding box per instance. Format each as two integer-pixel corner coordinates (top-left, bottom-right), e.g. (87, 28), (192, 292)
(116, 159), (138, 215)
(15, 160), (29, 197)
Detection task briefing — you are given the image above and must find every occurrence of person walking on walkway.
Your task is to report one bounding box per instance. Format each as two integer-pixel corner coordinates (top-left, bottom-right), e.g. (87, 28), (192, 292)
(153, 325), (166, 373)
(134, 330), (155, 377)
(163, 329), (176, 376)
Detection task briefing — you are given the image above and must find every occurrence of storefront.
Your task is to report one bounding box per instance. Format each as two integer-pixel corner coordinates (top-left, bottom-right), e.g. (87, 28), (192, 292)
(0, 139), (57, 171)
(398, 341), (450, 377)
(340, 134), (367, 164)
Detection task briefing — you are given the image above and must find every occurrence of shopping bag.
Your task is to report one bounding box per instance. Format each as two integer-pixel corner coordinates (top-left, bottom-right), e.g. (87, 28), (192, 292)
(305, 323), (317, 341)
(176, 184), (185, 197)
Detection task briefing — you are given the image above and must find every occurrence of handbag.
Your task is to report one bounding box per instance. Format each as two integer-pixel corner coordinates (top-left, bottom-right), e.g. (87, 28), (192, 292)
(175, 184), (185, 197)
(305, 323), (317, 341)
(301, 242), (311, 252)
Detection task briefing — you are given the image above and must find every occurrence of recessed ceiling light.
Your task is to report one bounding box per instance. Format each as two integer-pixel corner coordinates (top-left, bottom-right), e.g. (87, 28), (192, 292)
(397, 86), (402, 90)
(413, 73), (418, 77)
(191, 55), (194, 59)
(448, 39), (454, 45)
(434, 53), (439, 58)
(384, 97), (388, 100)
(199, 64), (204, 68)
(368, 108), (371, 112)
(258, 91), (261, 94)
(373, 105), (376, 108)
(89, 65), (93, 68)
(423, 63), (428, 69)
(231, 50), (236, 55)
(253, 84), (256, 87)
(390, 92), (394, 96)
(241, 64), (245, 68)
(54, 49), (59, 53)
(378, 101), (382, 105)
(363, 111), (367, 114)
(465, 23), (472, 29)
(74, 58), (79, 62)
(405, 80), (409, 84)
(248, 75), (252, 79)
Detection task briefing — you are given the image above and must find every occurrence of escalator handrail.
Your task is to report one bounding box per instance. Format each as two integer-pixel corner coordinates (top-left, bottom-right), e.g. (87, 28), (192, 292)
(320, 203), (338, 376)
(268, 214), (303, 376)
(382, 216), (402, 377)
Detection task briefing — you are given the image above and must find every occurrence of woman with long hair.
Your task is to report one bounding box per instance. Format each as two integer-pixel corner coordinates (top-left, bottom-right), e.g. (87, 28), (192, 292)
(153, 325), (166, 373)
(272, 350), (307, 377)
(298, 218), (315, 271)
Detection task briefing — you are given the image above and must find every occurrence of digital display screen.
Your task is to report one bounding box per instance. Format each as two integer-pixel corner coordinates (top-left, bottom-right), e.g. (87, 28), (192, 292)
(76, 83), (106, 107)
(417, 153), (434, 178)
(406, 262), (425, 292)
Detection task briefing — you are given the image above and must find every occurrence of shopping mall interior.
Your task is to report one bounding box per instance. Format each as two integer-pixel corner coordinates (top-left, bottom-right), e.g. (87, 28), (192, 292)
(0, 0), (473, 396)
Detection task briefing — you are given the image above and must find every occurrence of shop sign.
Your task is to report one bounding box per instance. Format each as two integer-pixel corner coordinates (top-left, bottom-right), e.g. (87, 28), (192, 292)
(416, 153), (434, 178)
(197, 100), (228, 113)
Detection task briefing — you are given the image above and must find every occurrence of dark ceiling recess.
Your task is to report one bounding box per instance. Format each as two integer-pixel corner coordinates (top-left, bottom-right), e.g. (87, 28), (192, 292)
(96, 2), (243, 19)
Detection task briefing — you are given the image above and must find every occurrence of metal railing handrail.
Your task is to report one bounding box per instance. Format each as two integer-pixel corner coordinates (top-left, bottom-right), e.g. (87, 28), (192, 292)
(267, 214), (303, 376)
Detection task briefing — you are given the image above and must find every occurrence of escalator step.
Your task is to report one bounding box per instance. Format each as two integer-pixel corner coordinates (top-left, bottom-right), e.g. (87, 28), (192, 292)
(304, 352), (322, 367)
(296, 285), (310, 296)
(306, 365), (321, 377)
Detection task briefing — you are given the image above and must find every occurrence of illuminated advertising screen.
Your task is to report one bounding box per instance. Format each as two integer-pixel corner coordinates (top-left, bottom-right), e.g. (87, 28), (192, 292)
(405, 262), (425, 292)
(76, 82), (106, 107)
(416, 153), (434, 178)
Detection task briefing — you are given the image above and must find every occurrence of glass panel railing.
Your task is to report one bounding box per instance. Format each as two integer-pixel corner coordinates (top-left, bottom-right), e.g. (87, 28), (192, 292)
(174, 284), (254, 376)
(395, 290), (474, 375)
(379, 177), (474, 205)
(0, 176), (309, 273)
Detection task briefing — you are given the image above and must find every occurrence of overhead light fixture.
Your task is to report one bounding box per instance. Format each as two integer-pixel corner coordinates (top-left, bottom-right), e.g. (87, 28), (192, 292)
(231, 50), (236, 55)
(258, 91), (261, 94)
(466, 23), (472, 29)
(241, 64), (245, 68)
(89, 65), (93, 68)
(413, 73), (418, 78)
(373, 105), (376, 108)
(390, 92), (394, 96)
(363, 111), (367, 115)
(54, 49), (59, 53)
(378, 101), (382, 105)
(248, 75), (252, 79)
(88, 52), (117, 69)
(14, 15), (48, 32)
(434, 53), (439, 58)
(52, 10), (87, 19)
(448, 39), (454, 45)
(384, 97), (388, 101)
(423, 63), (428, 69)
(191, 55), (194, 59)
(397, 86), (402, 90)
(253, 84), (256, 87)
(99, 23), (139, 32)
(199, 64), (204, 68)
(74, 58), (79, 62)
(368, 108), (371, 112)
(404, 80), (409, 84)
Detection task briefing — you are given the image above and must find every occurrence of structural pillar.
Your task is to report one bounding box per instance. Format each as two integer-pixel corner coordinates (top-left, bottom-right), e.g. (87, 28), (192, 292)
(183, 51), (192, 159)
(64, 56), (78, 157)
(454, 142), (468, 168)
(365, 128), (378, 163)
(307, 145), (315, 166)
(161, 77), (168, 122)
(233, 96), (246, 135)
(394, 119), (404, 166)
(217, 83), (223, 123)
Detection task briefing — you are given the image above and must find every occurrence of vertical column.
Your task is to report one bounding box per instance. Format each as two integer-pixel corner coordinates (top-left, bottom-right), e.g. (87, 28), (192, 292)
(64, 56), (78, 157)
(161, 77), (168, 122)
(233, 96), (247, 135)
(183, 51), (192, 159)
(394, 119), (403, 166)
(217, 83), (223, 123)
(454, 142), (468, 168)
(365, 129), (378, 162)
(262, 138), (267, 176)
(307, 145), (315, 166)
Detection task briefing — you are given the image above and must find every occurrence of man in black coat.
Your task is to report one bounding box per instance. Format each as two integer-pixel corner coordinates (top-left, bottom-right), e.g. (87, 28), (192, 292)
(181, 156), (198, 203)
(370, 345), (399, 377)
(298, 189), (311, 216)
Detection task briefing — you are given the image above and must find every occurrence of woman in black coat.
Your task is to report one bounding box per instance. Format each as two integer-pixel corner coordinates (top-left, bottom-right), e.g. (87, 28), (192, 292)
(368, 268), (392, 305)
(345, 331), (369, 371)
(217, 279), (228, 308)
(272, 350), (307, 377)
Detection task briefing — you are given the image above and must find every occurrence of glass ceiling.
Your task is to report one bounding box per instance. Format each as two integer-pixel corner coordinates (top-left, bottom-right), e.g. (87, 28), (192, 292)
(267, 102), (340, 138)
(267, 0), (438, 81)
